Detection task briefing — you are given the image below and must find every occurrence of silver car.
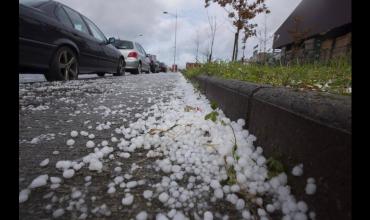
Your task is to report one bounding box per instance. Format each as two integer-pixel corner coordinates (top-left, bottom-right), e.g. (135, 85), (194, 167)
(113, 40), (150, 74)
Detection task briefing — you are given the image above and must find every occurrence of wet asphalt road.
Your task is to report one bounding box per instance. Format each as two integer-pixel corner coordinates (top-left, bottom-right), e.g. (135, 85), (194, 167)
(19, 73), (179, 220)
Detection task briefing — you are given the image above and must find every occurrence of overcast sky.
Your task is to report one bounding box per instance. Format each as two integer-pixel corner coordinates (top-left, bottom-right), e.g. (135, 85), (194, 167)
(57, 0), (302, 68)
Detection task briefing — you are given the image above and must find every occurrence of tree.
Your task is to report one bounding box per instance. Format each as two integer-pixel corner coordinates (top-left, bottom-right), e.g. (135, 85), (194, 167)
(207, 11), (217, 63)
(205, 0), (270, 61)
(194, 30), (200, 63)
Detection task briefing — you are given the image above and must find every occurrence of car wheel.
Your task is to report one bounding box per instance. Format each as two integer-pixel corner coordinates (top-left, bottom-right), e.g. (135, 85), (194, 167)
(133, 63), (142, 74)
(97, 73), (105, 77)
(113, 57), (125, 76)
(46, 46), (78, 81)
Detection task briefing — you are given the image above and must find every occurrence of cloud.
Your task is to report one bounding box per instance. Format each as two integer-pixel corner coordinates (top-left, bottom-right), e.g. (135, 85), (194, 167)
(56, 0), (302, 68)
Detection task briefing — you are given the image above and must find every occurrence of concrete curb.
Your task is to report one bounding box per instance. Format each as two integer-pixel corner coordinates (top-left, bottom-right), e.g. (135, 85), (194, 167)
(192, 75), (351, 220)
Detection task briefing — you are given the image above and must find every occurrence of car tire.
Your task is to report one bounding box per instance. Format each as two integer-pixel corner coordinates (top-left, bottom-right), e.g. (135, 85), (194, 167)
(113, 57), (125, 76)
(97, 73), (105, 77)
(133, 63), (142, 74)
(46, 46), (78, 81)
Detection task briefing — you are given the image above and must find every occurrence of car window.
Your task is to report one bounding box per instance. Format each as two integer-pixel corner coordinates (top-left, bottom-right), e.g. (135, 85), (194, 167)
(115, 41), (134, 49)
(83, 17), (106, 42)
(63, 6), (90, 34)
(19, 0), (49, 7)
(55, 6), (73, 28)
(135, 43), (143, 54)
(138, 44), (146, 55)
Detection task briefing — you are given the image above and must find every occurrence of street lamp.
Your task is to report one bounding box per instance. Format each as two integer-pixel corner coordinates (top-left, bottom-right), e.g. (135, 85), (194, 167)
(163, 10), (177, 72)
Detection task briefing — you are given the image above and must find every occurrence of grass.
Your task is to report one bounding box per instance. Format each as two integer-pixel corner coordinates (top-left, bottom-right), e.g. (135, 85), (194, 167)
(183, 58), (352, 96)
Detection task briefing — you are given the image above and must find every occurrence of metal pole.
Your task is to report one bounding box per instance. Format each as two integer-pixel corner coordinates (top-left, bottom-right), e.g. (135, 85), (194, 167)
(174, 10), (177, 71)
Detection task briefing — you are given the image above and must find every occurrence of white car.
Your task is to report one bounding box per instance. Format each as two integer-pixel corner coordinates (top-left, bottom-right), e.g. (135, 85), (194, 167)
(113, 40), (151, 74)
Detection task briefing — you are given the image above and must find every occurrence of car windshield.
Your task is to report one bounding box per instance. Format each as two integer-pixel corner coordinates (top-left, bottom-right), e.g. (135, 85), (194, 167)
(115, 41), (134, 49)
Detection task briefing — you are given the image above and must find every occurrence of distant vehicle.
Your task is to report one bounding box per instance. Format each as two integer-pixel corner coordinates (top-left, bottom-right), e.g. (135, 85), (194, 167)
(159, 62), (167, 72)
(154, 61), (161, 73)
(148, 54), (158, 73)
(19, 0), (125, 81)
(113, 40), (150, 74)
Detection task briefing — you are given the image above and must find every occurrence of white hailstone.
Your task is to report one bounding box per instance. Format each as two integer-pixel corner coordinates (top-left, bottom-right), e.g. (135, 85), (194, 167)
(53, 151), (59, 155)
(256, 198), (263, 206)
(223, 185), (230, 194)
(84, 176), (92, 182)
(305, 183), (317, 195)
(66, 139), (75, 146)
(80, 131), (88, 136)
(136, 211), (148, 220)
(88, 134), (95, 139)
(63, 169), (75, 179)
(111, 137), (118, 142)
(297, 201), (308, 213)
(158, 192), (169, 203)
(171, 165), (181, 173)
(121, 193), (134, 206)
(114, 167), (122, 172)
(242, 210), (251, 219)
(156, 213), (169, 220)
(71, 190), (82, 199)
(307, 177), (315, 184)
(167, 209), (177, 218)
(173, 211), (187, 220)
(214, 188), (224, 199)
(237, 119), (245, 127)
(50, 177), (62, 184)
(292, 164), (304, 176)
(51, 208), (65, 219)
(119, 152), (130, 158)
(309, 211), (316, 219)
(107, 187), (116, 194)
(70, 131), (78, 137)
(56, 160), (72, 170)
(138, 180), (145, 185)
(29, 174), (48, 189)
(39, 158), (50, 167)
(88, 159), (103, 171)
(230, 184), (240, 192)
(236, 199), (245, 210)
(256, 156), (266, 166)
(126, 181), (138, 188)
(204, 211), (213, 220)
(143, 190), (153, 199)
(210, 180), (221, 189)
(266, 204), (275, 213)
(293, 212), (308, 220)
(86, 140), (95, 148)
(50, 183), (60, 189)
(257, 208), (267, 216)
(19, 189), (31, 203)
(114, 176), (124, 184)
(101, 140), (108, 146)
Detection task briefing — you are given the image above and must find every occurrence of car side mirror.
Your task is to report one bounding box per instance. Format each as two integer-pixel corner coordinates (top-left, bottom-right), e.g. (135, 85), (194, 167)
(107, 37), (115, 44)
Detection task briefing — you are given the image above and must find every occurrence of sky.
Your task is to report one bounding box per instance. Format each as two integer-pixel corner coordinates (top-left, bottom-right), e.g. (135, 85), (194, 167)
(57, 0), (302, 68)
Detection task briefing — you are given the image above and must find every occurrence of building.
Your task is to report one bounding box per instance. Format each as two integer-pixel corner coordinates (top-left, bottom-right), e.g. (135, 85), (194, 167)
(273, 0), (351, 63)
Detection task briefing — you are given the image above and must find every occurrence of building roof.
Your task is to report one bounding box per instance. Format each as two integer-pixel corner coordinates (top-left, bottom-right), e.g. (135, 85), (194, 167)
(273, 0), (351, 49)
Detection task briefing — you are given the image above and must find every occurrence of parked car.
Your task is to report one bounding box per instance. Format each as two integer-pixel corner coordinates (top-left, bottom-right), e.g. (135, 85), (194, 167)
(154, 61), (161, 73)
(159, 62), (167, 72)
(113, 40), (150, 74)
(19, 0), (125, 81)
(148, 54), (157, 73)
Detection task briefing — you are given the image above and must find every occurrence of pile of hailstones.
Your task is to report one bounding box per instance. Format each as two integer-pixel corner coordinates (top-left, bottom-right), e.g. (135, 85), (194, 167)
(19, 75), (316, 220)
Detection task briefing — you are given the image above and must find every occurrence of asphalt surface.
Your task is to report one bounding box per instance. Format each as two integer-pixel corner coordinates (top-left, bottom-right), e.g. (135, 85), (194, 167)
(19, 73), (179, 220)
(19, 72), (241, 220)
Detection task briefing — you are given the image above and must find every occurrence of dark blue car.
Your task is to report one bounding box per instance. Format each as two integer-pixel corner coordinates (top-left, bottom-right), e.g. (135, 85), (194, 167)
(19, 0), (125, 81)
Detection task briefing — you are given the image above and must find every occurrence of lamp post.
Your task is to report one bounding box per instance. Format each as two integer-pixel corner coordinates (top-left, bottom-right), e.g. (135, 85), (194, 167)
(163, 10), (177, 72)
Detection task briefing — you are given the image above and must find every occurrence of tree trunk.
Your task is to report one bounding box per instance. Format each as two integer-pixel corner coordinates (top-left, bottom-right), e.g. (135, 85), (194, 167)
(232, 31), (240, 61)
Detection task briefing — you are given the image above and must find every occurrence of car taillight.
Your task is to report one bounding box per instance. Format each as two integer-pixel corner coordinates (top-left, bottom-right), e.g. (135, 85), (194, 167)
(128, 52), (138, 58)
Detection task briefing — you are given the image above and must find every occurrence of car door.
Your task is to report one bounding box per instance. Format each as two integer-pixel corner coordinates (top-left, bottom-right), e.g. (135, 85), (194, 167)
(136, 43), (150, 71)
(82, 16), (118, 72)
(62, 5), (104, 73)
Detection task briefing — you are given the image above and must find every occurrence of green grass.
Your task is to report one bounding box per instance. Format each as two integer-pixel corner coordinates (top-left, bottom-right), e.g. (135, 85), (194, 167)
(183, 58), (352, 96)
